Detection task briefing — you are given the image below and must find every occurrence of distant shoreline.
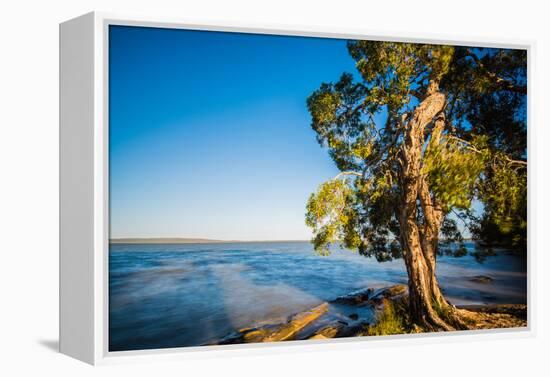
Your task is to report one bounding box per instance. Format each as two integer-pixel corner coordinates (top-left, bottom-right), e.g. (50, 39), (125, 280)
(109, 238), (310, 244)
(110, 237), (476, 245)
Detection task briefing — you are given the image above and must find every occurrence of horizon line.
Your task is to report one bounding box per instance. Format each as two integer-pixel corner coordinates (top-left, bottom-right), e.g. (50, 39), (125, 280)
(109, 237), (311, 244)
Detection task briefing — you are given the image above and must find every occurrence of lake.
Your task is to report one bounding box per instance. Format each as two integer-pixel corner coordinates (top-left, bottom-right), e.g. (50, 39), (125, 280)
(109, 241), (526, 351)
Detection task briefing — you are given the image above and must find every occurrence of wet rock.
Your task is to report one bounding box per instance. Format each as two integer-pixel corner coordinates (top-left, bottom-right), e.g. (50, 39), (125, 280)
(469, 275), (494, 284)
(367, 284), (408, 304)
(307, 319), (368, 340)
(224, 303), (329, 344)
(309, 334), (330, 340)
(331, 284), (408, 306)
(331, 288), (373, 305)
(216, 284), (526, 345)
(218, 284), (405, 345)
(337, 321), (370, 337)
(311, 324), (341, 339)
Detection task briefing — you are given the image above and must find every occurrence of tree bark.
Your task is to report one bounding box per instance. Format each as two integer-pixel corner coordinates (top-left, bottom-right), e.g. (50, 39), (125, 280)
(397, 82), (468, 331)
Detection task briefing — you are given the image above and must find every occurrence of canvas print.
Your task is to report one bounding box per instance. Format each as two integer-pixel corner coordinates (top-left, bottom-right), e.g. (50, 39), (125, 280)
(108, 25), (527, 351)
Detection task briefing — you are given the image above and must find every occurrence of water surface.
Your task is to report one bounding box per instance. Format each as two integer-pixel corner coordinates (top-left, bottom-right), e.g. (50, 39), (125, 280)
(109, 241), (526, 351)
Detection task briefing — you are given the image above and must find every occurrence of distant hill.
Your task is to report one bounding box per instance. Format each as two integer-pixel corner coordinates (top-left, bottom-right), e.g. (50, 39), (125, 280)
(109, 238), (230, 244)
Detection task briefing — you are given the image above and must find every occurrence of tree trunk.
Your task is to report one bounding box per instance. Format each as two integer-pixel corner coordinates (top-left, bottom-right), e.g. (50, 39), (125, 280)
(397, 82), (468, 331)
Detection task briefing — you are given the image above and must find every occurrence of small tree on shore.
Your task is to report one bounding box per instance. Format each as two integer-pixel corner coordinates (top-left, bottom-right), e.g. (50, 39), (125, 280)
(305, 42), (526, 331)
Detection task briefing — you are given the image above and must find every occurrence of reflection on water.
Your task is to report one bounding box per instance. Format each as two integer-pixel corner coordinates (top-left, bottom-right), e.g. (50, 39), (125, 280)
(109, 241), (526, 351)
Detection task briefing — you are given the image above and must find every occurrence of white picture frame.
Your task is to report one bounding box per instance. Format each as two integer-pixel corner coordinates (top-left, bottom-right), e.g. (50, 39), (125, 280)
(59, 11), (535, 365)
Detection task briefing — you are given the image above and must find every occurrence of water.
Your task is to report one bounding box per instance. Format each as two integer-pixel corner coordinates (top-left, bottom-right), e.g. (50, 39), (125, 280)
(109, 241), (526, 351)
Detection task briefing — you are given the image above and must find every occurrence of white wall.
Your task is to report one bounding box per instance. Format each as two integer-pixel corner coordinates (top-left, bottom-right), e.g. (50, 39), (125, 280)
(1, 0), (548, 375)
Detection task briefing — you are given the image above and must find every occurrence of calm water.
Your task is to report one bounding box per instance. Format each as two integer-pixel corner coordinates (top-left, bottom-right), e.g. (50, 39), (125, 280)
(109, 241), (526, 351)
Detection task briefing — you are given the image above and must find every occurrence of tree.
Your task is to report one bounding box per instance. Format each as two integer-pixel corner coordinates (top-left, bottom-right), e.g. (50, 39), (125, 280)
(305, 42), (527, 331)
(442, 47), (527, 253)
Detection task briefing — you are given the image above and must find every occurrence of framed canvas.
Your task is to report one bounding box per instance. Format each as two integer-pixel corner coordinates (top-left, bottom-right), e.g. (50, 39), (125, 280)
(59, 12), (534, 365)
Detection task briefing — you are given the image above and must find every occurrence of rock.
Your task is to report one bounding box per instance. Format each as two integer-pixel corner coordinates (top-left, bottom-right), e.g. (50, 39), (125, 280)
(336, 321), (370, 338)
(216, 284), (526, 346)
(331, 288), (373, 305)
(237, 302), (329, 343)
(367, 284), (408, 304)
(242, 327), (276, 343)
(312, 325), (340, 339)
(309, 334), (329, 340)
(218, 284), (407, 345)
(469, 275), (494, 283)
(308, 319), (368, 340)
(331, 284), (408, 306)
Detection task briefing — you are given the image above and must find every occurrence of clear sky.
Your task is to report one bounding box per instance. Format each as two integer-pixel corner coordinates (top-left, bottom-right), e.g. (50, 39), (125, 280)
(109, 26), (359, 240)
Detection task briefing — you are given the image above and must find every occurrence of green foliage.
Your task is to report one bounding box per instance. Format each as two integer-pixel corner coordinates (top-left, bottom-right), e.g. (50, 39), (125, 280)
(472, 163), (527, 251)
(306, 73), (372, 172)
(307, 89), (340, 129)
(367, 299), (406, 336)
(305, 180), (361, 255)
(422, 134), (488, 212)
(347, 42), (454, 110)
(305, 40), (527, 259)
(442, 48), (527, 251)
(483, 163), (526, 232)
(305, 42), (454, 259)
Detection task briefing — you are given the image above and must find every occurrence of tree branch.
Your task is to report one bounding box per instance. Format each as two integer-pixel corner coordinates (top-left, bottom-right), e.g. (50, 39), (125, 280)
(451, 209), (469, 228)
(446, 135), (527, 166)
(464, 50), (527, 94)
(333, 171), (363, 180)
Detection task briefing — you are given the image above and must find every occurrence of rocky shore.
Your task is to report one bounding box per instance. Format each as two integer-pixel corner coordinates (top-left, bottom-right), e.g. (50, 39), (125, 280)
(216, 284), (527, 345)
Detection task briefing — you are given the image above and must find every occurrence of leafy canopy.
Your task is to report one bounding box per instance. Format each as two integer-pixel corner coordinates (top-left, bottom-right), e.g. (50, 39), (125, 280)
(305, 41), (527, 258)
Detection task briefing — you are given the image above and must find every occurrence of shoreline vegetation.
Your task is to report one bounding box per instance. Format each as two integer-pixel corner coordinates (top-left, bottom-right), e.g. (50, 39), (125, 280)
(216, 284), (527, 345)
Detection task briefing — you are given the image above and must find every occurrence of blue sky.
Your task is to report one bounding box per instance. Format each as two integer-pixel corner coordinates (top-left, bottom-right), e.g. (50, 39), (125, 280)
(109, 26), (358, 240)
